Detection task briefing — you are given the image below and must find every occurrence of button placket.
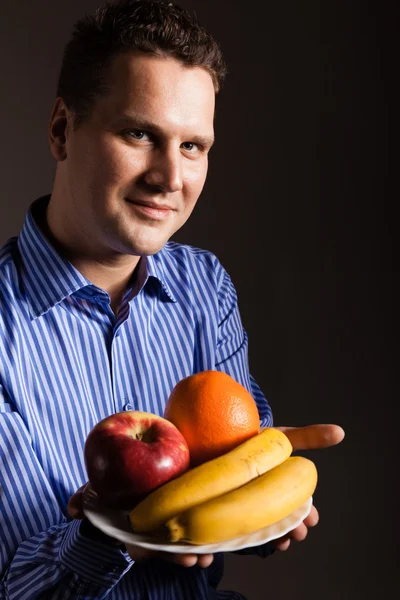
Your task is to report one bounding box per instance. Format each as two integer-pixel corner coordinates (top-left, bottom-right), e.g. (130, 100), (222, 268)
(110, 328), (120, 414)
(111, 323), (134, 413)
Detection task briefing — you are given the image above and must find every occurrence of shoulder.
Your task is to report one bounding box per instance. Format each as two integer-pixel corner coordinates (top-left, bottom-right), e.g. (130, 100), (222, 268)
(0, 237), (17, 265)
(0, 237), (19, 281)
(161, 241), (225, 273)
(0, 237), (22, 309)
(160, 241), (228, 287)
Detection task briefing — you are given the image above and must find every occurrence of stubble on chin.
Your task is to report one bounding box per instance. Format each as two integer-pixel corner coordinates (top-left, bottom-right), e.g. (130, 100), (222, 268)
(103, 215), (172, 258)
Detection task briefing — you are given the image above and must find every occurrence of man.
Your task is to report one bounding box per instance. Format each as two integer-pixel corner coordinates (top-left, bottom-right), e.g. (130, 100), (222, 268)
(0, 1), (344, 598)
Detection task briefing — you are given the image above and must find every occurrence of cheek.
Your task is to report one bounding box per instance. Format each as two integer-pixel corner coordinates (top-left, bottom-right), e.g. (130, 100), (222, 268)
(76, 140), (145, 190)
(95, 146), (134, 186)
(69, 144), (115, 191)
(184, 160), (208, 203)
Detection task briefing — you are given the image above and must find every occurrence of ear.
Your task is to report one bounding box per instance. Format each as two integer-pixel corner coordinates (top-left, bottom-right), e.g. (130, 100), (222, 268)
(48, 98), (72, 161)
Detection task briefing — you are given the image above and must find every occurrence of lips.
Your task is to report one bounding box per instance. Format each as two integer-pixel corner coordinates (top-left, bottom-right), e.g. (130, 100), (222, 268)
(125, 198), (174, 221)
(126, 198), (174, 211)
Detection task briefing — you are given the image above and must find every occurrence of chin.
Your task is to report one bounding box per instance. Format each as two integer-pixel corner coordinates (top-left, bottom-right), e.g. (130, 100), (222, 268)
(107, 208), (182, 256)
(122, 232), (172, 257)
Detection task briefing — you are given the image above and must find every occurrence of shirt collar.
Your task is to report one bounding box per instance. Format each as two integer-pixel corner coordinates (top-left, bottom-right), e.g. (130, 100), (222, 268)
(18, 196), (92, 319)
(18, 196), (177, 319)
(145, 251), (177, 303)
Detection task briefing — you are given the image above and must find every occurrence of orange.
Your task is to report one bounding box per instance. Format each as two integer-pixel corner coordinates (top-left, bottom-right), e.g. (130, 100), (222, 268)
(163, 370), (260, 466)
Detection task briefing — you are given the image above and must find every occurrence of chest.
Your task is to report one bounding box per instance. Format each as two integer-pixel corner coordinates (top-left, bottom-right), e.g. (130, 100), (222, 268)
(1, 293), (219, 506)
(3, 293), (218, 446)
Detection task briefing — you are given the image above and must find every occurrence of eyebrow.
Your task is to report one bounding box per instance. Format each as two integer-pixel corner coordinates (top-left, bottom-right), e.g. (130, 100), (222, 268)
(114, 113), (215, 148)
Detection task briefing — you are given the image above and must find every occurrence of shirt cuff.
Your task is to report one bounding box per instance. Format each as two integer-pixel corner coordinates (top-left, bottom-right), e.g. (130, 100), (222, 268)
(59, 519), (133, 587)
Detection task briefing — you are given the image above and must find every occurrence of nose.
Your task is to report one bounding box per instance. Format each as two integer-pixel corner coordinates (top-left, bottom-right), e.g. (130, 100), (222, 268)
(144, 147), (183, 193)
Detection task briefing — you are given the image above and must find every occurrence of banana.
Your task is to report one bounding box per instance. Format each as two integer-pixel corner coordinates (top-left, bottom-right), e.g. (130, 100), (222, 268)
(129, 428), (292, 532)
(166, 456), (317, 544)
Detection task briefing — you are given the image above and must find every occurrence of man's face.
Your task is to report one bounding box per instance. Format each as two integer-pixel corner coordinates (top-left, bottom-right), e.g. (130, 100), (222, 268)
(56, 53), (215, 258)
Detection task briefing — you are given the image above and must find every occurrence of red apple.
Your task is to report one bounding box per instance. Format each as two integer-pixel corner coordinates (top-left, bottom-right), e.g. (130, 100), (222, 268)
(84, 410), (190, 510)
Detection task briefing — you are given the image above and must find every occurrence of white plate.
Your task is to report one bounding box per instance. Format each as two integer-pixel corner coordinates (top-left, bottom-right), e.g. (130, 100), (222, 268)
(83, 491), (313, 554)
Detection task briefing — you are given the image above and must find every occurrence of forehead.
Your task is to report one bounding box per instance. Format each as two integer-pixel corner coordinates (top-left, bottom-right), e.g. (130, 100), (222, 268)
(94, 52), (216, 134)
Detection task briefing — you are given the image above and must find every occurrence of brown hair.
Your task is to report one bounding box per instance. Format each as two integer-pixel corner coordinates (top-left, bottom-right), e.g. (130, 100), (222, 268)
(56, 0), (227, 126)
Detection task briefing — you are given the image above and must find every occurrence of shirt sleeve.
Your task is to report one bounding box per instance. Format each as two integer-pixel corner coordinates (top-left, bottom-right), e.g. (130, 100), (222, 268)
(0, 384), (133, 600)
(214, 266), (273, 428)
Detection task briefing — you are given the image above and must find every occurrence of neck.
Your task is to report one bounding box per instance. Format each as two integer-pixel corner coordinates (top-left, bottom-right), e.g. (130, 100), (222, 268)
(40, 195), (141, 314)
(72, 257), (140, 314)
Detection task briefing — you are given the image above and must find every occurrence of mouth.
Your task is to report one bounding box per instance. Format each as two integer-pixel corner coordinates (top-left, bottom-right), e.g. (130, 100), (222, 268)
(125, 198), (174, 221)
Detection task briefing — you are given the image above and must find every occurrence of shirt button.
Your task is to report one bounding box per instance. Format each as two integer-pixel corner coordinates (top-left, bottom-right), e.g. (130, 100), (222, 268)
(124, 403), (133, 411)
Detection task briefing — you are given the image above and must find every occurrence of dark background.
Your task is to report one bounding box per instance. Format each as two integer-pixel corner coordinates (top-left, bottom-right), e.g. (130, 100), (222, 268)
(0, 1), (397, 598)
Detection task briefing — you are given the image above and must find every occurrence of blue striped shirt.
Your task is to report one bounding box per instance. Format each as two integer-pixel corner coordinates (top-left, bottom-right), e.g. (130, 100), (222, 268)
(0, 196), (273, 599)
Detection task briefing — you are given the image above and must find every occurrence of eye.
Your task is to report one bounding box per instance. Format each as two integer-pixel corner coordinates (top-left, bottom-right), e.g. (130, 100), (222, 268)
(125, 129), (151, 141)
(181, 141), (200, 152)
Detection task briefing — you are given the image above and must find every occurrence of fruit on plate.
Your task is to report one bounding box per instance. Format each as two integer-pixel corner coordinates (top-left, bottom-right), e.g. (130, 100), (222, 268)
(129, 427), (292, 532)
(163, 370), (261, 466)
(84, 410), (190, 510)
(166, 456), (318, 544)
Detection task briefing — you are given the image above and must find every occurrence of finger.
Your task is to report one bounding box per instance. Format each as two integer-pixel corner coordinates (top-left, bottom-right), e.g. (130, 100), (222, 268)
(67, 482), (90, 519)
(274, 522), (309, 550)
(162, 552), (214, 568)
(275, 424), (345, 450)
(163, 553), (198, 567)
(274, 537), (291, 551)
(125, 546), (213, 568)
(303, 504), (319, 528)
(287, 522), (308, 542)
(196, 553), (214, 568)
(125, 545), (159, 562)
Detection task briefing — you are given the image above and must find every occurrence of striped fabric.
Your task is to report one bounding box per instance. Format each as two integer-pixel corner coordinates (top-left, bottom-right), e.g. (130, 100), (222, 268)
(0, 196), (273, 599)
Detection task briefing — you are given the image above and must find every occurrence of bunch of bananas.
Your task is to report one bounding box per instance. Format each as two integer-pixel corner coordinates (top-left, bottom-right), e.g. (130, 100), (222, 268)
(129, 428), (318, 545)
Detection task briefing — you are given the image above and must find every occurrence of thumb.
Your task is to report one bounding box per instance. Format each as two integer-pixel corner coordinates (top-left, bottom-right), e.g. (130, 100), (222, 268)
(67, 482), (90, 519)
(275, 424), (345, 451)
